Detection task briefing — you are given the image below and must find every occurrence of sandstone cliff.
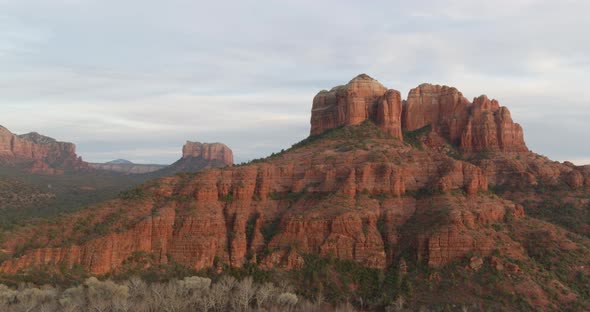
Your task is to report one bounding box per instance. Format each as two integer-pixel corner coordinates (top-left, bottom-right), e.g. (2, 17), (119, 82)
(146, 141), (234, 176)
(182, 141), (233, 166)
(0, 123), (505, 274)
(311, 78), (528, 154)
(310, 74), (403, 138)
(402, 83), (528, 153)
(0, 126), (88, 174)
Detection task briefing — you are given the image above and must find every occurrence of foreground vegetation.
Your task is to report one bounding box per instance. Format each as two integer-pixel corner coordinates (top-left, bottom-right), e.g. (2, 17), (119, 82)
(4, 249), (583, 312)
(0, 275), (319, 312)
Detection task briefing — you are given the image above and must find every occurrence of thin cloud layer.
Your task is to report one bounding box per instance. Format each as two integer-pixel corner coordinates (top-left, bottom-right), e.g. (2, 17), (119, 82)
(1, 0), (589, 164)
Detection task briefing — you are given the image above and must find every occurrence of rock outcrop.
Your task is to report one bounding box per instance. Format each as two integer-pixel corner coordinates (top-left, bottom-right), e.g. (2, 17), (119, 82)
(403, 84), (471, 145)
(310, 74), (403, 138)
(0, 126), (88, 174)
(149, 141), (234, 176)
(182, 141), (234, 166)
(459, 95), (527, 153)
(403, 84), (528, 153)
(310, 79), (528, 154)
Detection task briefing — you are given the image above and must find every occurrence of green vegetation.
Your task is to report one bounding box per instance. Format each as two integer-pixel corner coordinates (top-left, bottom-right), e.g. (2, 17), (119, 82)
(406, 184), (441, 199)
(235, 121), (396, 167)
(2, 243), (589, 311)
(402, 124), (432, 149)
(523, 198), (590, 238)
(118, 187), (148, 200)
(0, 274), (306, 312)
(261, 217), (281, 244)
(79, 209), (126, 243)
(292, 121), (394, 150)
(219, 193), (234, 202)
(245, 213), (258, 246)
(0, 166), (151, 232)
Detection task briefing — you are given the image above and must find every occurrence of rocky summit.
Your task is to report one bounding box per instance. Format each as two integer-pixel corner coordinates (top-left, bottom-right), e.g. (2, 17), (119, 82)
(181, 141), (234, 166)
(0, 75), (589, 310)
(311, 74), (403, 138)
(0, 126), (88, 174)
(311, 74), (527, 154)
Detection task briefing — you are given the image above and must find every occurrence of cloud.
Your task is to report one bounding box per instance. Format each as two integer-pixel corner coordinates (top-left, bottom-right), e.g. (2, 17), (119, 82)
(0, 0), (589, 164)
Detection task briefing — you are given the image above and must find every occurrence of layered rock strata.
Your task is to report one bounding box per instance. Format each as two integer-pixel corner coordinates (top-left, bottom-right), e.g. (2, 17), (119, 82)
(0, 126), (87, 174)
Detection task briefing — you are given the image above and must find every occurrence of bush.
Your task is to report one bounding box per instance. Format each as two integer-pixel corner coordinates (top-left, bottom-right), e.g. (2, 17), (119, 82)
(118, 187), (147, 200)
(0, 275), (321, 312)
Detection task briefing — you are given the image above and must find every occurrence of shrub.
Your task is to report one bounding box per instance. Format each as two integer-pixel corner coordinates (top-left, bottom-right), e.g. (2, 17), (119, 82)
(118, 187), (147, 200)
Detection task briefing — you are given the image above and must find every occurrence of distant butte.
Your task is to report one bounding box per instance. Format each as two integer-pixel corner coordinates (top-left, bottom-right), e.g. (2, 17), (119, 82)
(0, 125), (88, 174)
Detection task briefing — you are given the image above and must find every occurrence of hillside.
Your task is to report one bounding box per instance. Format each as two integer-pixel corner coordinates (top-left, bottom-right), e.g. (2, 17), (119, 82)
(0, 129), (233, 233)
(0, 128), (148, 230)
(0, 165), (151, 231)
(0, 75), (588, 311)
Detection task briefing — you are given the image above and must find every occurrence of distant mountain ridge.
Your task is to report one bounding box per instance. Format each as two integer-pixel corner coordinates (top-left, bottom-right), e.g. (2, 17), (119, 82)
(90, 158), (166, 174)
(106, 159), (134, 165)
(89, 162), (167, 174)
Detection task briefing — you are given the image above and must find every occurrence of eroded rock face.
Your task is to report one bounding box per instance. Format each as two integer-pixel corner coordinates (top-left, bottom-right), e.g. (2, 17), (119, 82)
(460, 95), (527, 153)
(182, 141), (234, 166)
(0, 127), (502, 274)
(404, 84), (528, 153)
(403, 84), (471, 145)
(565, 170), (584, 189)
(310, 77), (528, 154)
(0, 126), (88, 174)
(0, 75), (585, 283)
(310, 74), (403, 138)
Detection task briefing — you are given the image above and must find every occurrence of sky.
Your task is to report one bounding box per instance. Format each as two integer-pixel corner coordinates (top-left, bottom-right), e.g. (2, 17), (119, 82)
(1, 0), (589, 165)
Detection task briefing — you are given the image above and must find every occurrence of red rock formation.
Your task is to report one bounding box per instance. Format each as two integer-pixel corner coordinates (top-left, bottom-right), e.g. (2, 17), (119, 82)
(403, 84), (471, 145)
(0, 126), (88, 173)
(182, 141), (233, 166)
(151, 141), (234, 175)
(460, 95), (527, 153)
(310, 78), (527, 154)
(310, 74), (403, 138)
(403, 84), (528, 153)
(0, 123), (500, 274)
(1, 74), (588, 312)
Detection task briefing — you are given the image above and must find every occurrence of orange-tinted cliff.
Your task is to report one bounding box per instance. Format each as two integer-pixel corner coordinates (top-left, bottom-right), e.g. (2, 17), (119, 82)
(402, 83), (527, 153)
(182, 141), (234, 166)
(148, 141), (234, 176)
(311, 78), (527, 154)
(0, 126), (88, 174)
(310, 74), (403, 139)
